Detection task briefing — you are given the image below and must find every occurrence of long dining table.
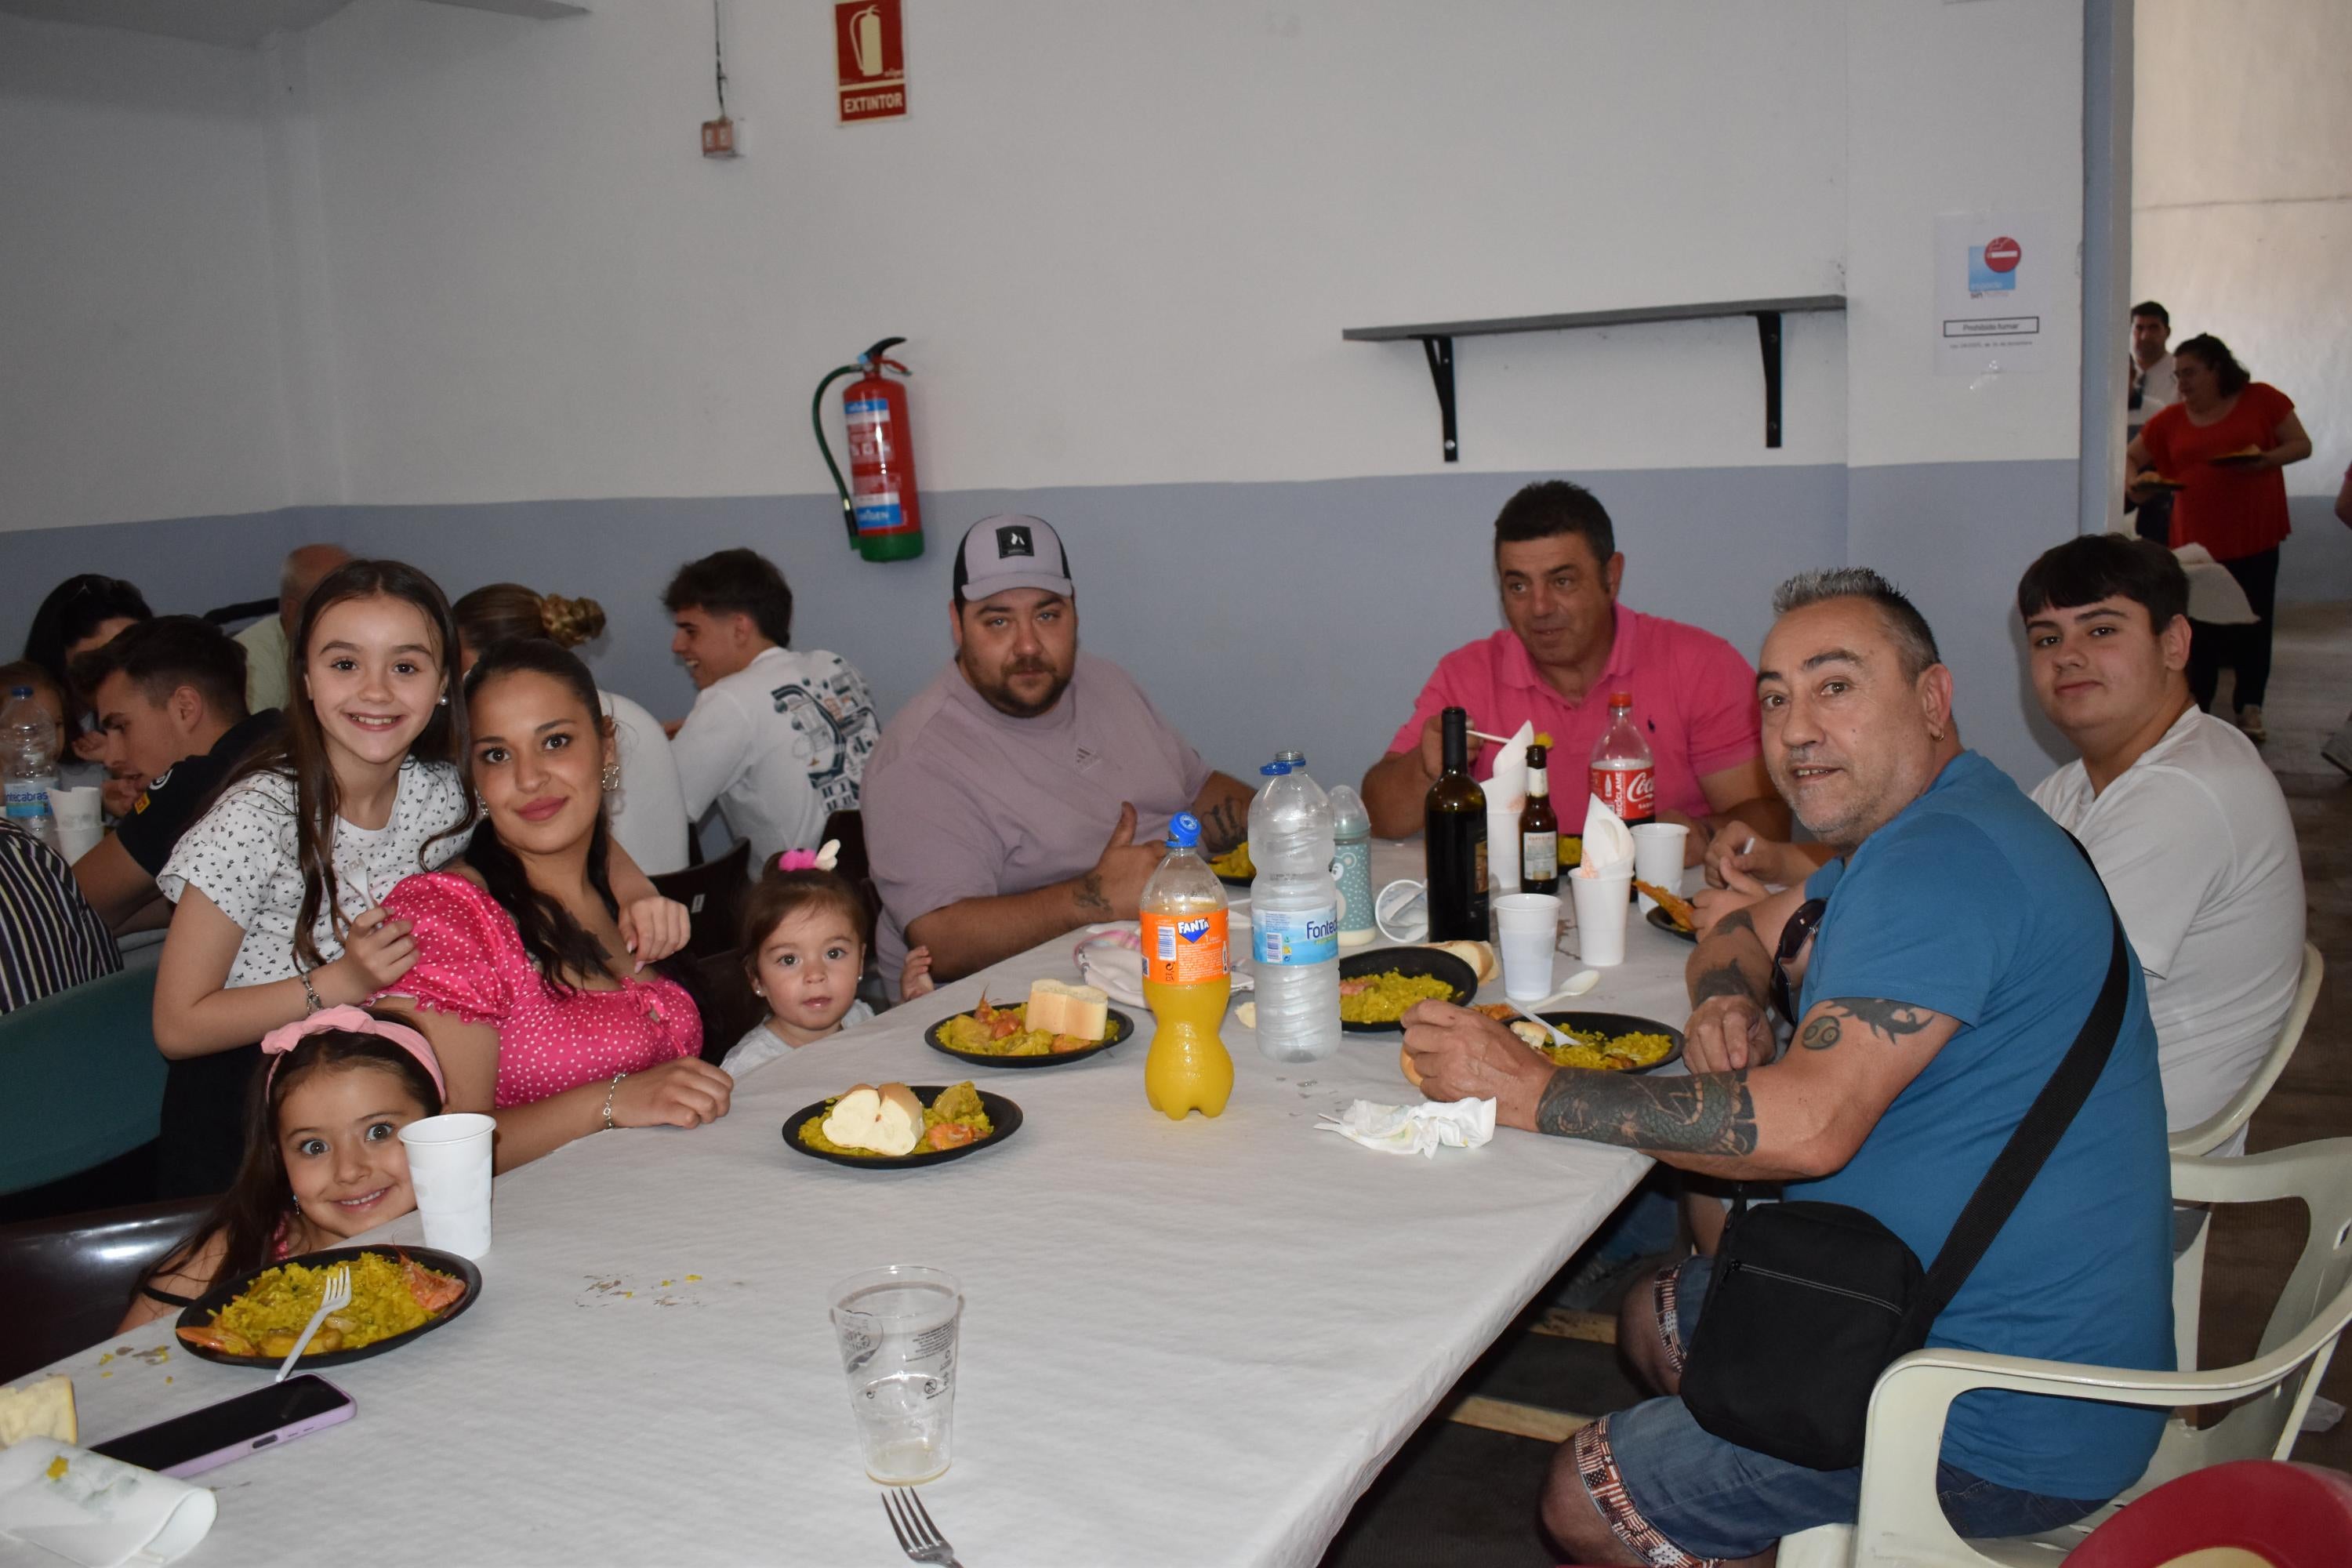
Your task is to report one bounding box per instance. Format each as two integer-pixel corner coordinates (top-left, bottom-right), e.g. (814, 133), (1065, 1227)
(44, 841), (1705, 1567)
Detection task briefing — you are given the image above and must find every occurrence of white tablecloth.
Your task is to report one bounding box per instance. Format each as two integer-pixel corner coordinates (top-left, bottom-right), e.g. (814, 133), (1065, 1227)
(45, 843), (1701, 1567)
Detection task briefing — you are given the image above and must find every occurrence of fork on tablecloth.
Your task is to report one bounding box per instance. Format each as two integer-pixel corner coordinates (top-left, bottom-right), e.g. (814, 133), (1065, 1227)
(881, 1486), (963, 1567)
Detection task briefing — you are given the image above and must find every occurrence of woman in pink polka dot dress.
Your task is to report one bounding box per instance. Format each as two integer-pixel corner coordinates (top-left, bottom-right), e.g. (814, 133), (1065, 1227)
(376, 640), (736, 1171)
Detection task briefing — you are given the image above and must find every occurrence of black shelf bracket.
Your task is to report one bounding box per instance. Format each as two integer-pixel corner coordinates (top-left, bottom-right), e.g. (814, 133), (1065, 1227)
(1754, 310), (1784, 448)
(1343, 294), (1843, 463)
(1421, 335), (1458, 463)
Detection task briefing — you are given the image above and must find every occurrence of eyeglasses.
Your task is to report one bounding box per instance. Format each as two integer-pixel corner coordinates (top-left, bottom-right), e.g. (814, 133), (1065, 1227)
(1769, 898), (1828, 1027)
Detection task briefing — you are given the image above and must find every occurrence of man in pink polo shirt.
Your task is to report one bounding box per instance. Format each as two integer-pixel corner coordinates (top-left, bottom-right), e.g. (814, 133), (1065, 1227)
(1361, 481), (1789, 862)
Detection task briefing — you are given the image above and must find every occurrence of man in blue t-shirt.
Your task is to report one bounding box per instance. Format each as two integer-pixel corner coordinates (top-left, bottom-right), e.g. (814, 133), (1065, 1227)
(1403, 568), (2172, 1566)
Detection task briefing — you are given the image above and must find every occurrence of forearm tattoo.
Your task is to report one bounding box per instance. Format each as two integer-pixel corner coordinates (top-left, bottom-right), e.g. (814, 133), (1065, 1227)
(1798, 996), (1939, 1051)
(1692, 962), (1760, 1005)
(1196, 798), (1246, 855)
(1534, 1068), (1760, 1156)
(1713, 908), (1758, 939)
(1074, 873), (1111, 917)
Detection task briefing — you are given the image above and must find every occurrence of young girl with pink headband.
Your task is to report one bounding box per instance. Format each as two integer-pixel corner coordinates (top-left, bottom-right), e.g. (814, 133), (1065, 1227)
(719, 844), (934, 1079)
(120, 1007), (447, 1330)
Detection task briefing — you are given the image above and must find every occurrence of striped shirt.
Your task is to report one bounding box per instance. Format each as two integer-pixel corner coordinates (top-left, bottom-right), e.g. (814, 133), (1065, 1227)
(0, 820), (122, 1014)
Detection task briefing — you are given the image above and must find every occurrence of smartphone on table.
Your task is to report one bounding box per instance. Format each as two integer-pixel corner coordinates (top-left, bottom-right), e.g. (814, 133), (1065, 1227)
(89, 1374), (355, 1479)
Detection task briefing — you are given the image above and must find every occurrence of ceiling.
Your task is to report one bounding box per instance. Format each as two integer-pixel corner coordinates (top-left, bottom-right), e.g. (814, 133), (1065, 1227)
(0, 0), (583, 49)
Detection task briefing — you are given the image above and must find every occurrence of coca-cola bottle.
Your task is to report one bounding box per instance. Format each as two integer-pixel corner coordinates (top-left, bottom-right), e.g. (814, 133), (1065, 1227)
(1588, 691), (1654, 826)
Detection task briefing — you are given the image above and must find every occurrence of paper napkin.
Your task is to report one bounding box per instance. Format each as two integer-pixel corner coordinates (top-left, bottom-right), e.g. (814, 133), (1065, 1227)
(1316, 1097), (1497, 1158)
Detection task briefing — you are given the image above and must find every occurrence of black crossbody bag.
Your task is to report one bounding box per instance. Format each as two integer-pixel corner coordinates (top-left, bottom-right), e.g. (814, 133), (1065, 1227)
(1678, 855), (2130, 1472)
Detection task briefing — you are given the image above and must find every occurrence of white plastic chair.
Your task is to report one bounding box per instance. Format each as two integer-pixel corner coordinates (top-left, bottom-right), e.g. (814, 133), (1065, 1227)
(2168, 942), (2323, 1157)
(1777, 1137), (2352, 1568)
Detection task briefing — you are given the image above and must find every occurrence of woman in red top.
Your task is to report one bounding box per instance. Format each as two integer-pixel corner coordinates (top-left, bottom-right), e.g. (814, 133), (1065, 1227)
(2126, 334), (2313, 738)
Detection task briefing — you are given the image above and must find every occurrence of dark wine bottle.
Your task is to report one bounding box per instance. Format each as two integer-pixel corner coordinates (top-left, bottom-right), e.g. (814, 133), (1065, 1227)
(1519, 743), (1560, 895)
(1425, 707), (1489, 941)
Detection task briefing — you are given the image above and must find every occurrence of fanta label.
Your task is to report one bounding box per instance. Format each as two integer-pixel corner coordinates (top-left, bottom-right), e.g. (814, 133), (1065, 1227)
(1143, 908), (1228, 985)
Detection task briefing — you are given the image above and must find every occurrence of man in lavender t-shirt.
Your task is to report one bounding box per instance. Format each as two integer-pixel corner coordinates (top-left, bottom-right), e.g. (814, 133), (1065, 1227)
(1359, 480), (1788, 866)
(862, 517), (1257, 993)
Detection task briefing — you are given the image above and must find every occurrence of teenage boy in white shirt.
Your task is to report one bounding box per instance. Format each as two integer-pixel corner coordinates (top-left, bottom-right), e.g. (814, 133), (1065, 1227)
(2020, 533), (2304, 1151)
(662, 549), (880, 868)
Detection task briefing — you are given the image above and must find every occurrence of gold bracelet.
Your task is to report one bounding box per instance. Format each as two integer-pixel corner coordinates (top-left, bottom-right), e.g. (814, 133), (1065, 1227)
(601, 1071), (626, 1131)
(299, 971), (324, 1014)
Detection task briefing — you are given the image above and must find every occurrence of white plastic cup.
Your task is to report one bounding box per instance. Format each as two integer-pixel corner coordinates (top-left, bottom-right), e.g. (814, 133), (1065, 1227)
(831, 1265), (963, 1483)
(1485, 807), (1522, 894)
(1569, 869), (1635, 967)
(47, 786), (101, 864)
(1631, 823), (1690, 913)
(397, 1112), (495, 1259)
(1492, 893), (1562, 1002)
(1374, 878), (1430, 942)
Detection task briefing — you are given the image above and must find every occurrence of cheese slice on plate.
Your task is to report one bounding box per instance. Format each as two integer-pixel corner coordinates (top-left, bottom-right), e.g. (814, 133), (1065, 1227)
(1026, 978), (1109, 1041)
(0, 1376), (76, 1448)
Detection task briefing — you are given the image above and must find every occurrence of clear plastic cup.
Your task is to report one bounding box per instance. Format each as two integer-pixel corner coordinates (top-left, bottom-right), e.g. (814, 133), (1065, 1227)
(829, 1265), (963, 1483)
(1492, 893), (1562, 1002)
(1631, 823), (1690, 913)
(1569, 869), (1635, 967)
(46, 786), (101, 863)
(397, 1112), (494, 1259)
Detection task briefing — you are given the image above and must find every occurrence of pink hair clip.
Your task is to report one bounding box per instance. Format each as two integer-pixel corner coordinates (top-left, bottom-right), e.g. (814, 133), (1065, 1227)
(776, 839), (841, 874)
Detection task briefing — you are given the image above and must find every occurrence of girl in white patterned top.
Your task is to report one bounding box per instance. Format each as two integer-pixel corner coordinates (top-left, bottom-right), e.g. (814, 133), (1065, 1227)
(152, 560), (687, 1196)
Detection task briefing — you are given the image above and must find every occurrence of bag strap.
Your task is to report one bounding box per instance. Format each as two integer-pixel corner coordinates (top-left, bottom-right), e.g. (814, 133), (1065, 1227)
(1899, 833), (2130, 1341)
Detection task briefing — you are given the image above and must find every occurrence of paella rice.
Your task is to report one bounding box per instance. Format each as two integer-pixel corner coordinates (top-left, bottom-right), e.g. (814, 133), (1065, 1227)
(1338, 970), (1461, 1025)
(799, 1082), (993, 1158)
(207, 1253), (448, 1351)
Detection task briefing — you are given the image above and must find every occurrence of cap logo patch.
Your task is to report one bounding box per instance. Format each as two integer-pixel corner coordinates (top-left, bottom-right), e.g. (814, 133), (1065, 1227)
(996, 524), (1033, 559)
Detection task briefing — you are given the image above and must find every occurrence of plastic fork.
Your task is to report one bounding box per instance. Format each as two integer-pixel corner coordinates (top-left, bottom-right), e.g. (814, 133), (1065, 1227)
(274, 1263), (351, 1382)
(881, 1486), (964, 1567)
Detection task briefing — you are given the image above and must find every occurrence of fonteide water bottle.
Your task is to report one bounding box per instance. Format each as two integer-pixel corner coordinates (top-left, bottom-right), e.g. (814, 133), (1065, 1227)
(1250, 750), (1340, 1063)
(1589, 691), (1655, 828)
(2, 685), (61, 854)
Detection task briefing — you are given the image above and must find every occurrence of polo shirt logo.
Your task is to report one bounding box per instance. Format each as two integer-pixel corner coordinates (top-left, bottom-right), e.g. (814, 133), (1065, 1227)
(996, 524), (1033, 559)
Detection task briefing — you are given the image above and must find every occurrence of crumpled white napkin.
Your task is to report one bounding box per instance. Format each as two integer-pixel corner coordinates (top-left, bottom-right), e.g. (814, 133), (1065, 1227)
(1483, 721), (1536, 815)
(0, 1440), (217, 1567)
(1316, 1097), (1497, 1158)
(1574, 794), (1635, 877)
(1072, 925), (1251, 1009)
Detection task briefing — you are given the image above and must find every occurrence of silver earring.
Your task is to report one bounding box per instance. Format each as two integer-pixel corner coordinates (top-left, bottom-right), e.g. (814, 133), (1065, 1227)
(437, 694), (448, 706)
(475, 792), (489, 814)
(601, 761), (622, 792)
(752, 985), (764, 998)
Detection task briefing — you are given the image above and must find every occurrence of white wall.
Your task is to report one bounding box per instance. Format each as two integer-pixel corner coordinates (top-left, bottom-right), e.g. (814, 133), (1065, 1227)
(290, 0), (1851, 506)
(2134, 0), (2351, 594)
(0, 16), (294, 532)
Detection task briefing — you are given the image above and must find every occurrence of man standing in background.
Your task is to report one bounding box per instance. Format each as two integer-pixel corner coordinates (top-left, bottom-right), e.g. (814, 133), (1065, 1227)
(2125, 302), (2177, 546)
(235, 543), (352, 713)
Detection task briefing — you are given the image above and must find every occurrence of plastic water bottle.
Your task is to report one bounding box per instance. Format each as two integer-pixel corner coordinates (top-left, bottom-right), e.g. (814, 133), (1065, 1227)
(1327, 783), (1376, 948)
(1250, 750), (1340, 1063)
(2, 685), (61, 854)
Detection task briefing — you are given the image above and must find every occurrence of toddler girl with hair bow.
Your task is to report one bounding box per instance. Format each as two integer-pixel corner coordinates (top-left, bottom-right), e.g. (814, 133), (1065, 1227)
(719, 842), (934, 1079)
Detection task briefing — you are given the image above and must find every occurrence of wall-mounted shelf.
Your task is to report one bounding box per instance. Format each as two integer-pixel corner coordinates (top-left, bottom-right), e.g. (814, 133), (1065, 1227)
(1342, 294), (1847, 462)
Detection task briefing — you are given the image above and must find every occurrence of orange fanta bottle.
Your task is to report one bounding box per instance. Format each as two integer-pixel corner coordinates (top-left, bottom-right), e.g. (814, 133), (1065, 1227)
(1140, 812), (1234, 1120)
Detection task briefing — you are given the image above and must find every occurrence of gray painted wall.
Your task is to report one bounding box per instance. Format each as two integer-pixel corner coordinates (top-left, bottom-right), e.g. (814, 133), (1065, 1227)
(2, 460), (2096, 804)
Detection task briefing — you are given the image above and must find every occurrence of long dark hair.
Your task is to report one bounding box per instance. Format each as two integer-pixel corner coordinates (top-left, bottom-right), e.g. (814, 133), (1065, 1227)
(138, 1018), (444, 1301)
(24, 574), (153, 728)
(2174, 332), (2252, 397)
(460, 637), (619, 990)
(216, 560), (475, 968)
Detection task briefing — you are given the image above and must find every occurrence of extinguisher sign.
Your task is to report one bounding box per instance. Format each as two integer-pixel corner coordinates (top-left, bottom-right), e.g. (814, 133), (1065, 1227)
(835, 1), (906, 124)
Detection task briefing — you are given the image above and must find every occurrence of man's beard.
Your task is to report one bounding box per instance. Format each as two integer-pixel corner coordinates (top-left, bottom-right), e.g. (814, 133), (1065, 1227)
(961, 652), (1072, 718)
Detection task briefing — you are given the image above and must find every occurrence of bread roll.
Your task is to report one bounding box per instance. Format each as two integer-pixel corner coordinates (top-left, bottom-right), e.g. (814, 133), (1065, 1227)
(0, 1375), (76, 1447)
(1399, 1044), (1424, 1091)
(822, 1083), (924, 1156)
(1432, 940), (1498, 983)
(1026, 978), (1109, 1041)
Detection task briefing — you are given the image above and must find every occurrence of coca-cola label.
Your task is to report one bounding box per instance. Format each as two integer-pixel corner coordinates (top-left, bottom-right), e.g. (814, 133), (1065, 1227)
(1589, 764), (1655, 822)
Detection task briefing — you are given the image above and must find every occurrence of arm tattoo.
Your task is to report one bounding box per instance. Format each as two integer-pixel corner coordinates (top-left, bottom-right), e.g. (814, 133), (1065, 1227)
(1799, 996), (1939, 1051)
(1534, 1068), (1759, 1156)
(1713, 908), (1758, 939)
(1196, 798), (1246, 855)
(1691, 962), (1760, 1005)
(1073, 873), (1111, 917)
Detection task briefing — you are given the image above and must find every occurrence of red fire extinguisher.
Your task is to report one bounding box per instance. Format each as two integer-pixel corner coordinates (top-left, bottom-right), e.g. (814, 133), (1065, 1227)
(813, 336), (925, 563)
